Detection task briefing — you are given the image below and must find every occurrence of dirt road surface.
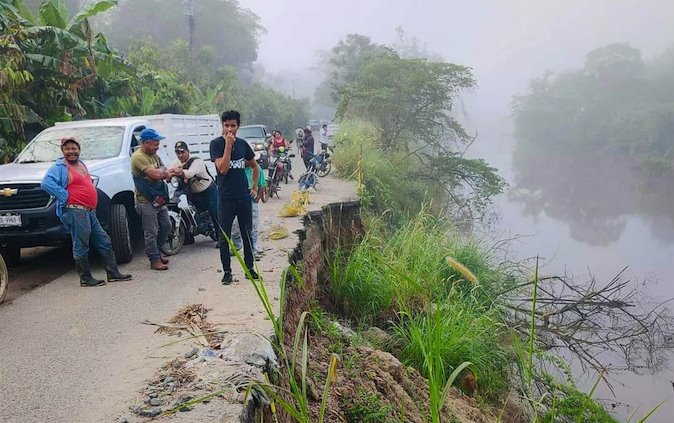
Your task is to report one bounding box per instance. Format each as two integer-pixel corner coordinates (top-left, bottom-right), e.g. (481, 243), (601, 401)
(0, 164), (356, 423)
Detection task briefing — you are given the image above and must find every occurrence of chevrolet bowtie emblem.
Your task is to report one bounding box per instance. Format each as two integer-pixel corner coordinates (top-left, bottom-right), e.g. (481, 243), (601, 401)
(1, 188), (18, 197)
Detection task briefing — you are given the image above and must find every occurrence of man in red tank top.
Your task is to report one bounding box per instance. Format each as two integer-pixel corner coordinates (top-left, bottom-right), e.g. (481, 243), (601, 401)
(41, 138), (132, 287)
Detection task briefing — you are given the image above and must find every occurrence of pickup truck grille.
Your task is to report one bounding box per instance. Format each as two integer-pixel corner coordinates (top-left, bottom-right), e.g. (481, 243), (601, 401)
(0, 183), (51, 211)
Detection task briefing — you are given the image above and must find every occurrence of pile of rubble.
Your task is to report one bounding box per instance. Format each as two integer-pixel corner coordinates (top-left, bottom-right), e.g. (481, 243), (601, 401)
(126, 304), (277, 420)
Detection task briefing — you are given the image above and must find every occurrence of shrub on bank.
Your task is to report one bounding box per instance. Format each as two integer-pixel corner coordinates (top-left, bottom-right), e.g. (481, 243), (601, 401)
(332, 122), (443, 225)
(331, 212), (514, 401)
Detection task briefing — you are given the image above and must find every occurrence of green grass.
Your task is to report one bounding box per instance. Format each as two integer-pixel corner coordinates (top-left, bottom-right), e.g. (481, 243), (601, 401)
(330, 211), (515, 402)
(331, 212), (516, 323)
(344, 388), (396, 423)
(393, 301), (509, 402)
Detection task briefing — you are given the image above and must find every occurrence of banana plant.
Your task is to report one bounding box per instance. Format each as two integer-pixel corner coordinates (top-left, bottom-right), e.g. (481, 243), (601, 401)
(0, 0), (127, 154)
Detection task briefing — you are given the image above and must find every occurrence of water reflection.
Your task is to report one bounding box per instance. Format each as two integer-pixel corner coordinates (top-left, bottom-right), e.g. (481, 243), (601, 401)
(510, 153), (674, 246)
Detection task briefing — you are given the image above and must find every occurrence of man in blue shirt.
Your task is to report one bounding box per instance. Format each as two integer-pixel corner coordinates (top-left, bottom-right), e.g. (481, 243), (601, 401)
(210, 110), (260, 285)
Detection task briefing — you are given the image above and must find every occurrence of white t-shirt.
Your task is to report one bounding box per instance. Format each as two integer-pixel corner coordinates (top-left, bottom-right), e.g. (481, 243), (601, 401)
(320, 128), (329, 145)
(171, 157), (212, 194)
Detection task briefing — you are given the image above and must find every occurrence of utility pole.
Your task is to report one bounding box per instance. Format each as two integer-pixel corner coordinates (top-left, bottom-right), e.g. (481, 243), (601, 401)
(183, 0), (195, 66)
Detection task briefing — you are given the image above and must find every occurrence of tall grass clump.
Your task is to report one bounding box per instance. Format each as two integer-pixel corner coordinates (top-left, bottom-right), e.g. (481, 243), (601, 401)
(331, 211), (515, 400)
(331, 211), (516, 323)
(394, 302), (509, 403)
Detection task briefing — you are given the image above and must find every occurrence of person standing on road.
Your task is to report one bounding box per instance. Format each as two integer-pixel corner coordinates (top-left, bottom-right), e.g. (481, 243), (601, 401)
(210, 110), (260, 285)
(320, 124), (329, 151)
(301, 127), (315, 170)
(131, 128), (175, 271)
(41, 137), (132, 287)
(231, 165), (267, 259)
(169, 141), (219, 234)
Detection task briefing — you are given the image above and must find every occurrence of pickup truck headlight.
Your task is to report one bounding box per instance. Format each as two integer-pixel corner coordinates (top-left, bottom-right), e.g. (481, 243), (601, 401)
(91, 175), (99, 187)
(254, 143), (266, 151)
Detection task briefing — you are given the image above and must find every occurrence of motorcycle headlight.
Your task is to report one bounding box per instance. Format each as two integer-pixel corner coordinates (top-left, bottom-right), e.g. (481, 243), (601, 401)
(170, 176), (181, 188)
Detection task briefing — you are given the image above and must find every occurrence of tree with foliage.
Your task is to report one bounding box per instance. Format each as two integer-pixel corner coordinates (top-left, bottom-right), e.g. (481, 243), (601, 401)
(513, 42), (674, 174)
(338, 54), (476, 152)
(99, 0), (263, 70)
(314, 33), (393, 107)
(324, 34), (505, 223)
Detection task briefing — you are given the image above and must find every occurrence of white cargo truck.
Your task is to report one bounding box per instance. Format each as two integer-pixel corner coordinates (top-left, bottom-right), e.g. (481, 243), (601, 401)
(0, 114), (220, 266)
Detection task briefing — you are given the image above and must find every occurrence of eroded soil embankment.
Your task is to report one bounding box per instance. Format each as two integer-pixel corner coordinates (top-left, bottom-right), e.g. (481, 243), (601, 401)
(247, 200), (514, 423)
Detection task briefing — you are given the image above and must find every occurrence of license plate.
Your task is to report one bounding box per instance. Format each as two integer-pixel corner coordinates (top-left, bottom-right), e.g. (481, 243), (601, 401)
(0, 214), (21, 227)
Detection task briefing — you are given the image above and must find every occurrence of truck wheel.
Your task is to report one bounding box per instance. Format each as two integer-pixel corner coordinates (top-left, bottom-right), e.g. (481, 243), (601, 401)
(110, 204), (133, 263)
(0, 247), (20, 268)
(0, 254), (8, 303)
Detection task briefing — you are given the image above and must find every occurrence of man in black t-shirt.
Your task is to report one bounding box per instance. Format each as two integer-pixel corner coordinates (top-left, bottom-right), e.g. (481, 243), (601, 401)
(210, 110), (260, 285)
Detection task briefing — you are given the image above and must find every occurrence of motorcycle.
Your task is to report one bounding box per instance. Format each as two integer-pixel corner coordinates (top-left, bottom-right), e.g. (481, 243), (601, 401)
(267, 148), (295, 199)
(161, 177), (218, 256)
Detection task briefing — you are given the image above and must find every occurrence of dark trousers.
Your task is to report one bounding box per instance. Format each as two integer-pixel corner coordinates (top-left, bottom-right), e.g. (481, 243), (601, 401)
(190, 184), (219, 230)
(136, 202), (170, 263)
(218, 196), (254, 273)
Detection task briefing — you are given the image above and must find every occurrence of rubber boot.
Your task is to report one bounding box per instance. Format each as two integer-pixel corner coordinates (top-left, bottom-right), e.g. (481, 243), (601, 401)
(74, 257), (106, 287)
(101, 251), (132, 282)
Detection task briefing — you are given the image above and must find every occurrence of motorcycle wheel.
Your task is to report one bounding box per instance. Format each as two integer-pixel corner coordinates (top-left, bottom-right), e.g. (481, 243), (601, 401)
(161, 212), (185, 256)
(317, 162), (331, 177)
(260, 186), (269, 203)
(298, 173), (318, 190)
(0, 254), (7, 304)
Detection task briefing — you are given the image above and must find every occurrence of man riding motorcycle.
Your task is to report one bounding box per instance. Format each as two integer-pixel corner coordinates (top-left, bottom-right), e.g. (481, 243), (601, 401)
(169, 141), (219, 231)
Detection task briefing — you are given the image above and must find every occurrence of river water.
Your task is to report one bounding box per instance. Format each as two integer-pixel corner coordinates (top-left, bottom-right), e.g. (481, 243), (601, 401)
(473, 124), (674, 422)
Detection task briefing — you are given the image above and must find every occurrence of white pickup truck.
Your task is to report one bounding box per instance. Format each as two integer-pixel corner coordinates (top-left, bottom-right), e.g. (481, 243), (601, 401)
(0, 114), (220, 266)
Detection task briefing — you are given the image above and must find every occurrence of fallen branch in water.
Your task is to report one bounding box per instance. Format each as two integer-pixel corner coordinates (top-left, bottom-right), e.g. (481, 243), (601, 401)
(503, 266), (674, 375)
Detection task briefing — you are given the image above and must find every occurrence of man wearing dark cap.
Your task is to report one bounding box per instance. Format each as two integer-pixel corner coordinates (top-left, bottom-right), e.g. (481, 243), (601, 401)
(131, 128), (176, 270)
(170, 141), (219, 234)
(41, 137), (132, 286)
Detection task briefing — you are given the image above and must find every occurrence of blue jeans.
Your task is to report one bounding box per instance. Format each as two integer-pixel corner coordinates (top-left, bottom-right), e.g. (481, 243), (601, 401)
(60, 208), (113, 260)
